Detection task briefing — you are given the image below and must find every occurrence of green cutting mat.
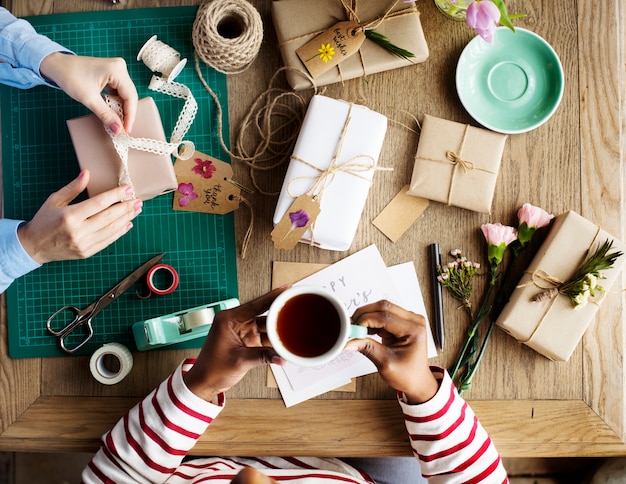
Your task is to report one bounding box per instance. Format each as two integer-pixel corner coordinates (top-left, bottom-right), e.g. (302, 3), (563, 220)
(1, 7), (238, 358)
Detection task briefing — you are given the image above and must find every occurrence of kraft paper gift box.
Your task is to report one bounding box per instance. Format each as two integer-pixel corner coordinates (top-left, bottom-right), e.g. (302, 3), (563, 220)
(271, 0), (429, 91)
(273, 95), (388, 251)
(67, 97), (177, 201)
(407, 114), (507, 213)
(496, 211), (626, 362)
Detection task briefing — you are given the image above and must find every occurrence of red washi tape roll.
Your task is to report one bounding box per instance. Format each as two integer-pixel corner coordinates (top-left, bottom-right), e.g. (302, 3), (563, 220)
(146, 264), (179, 295)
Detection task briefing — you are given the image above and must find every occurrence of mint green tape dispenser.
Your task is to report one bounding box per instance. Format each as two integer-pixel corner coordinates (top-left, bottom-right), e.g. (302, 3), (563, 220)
(132, 298), (240, 351)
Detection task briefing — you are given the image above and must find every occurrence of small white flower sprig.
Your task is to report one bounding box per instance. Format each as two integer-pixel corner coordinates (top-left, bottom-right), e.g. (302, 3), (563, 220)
(437, 250), (481, 319)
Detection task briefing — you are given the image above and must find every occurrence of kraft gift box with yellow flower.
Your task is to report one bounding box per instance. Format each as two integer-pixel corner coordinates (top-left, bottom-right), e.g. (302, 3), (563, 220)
(271, 0), (429, 91)
(272, 95), (388, 251)
(407, 114), (507, 214)
(496, 211), (626, 362)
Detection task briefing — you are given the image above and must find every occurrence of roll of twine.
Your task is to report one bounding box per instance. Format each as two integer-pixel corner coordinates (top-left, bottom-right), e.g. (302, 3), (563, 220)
(192, 0), (264, 75)
(192, 0), (316, 258)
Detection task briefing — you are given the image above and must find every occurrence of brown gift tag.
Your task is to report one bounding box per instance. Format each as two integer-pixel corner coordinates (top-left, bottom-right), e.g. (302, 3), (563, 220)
(296, 21), (365, 79)
(271, 194), (321, 250)
(372, 185), (429, 242)
(173, 150), (240, 214)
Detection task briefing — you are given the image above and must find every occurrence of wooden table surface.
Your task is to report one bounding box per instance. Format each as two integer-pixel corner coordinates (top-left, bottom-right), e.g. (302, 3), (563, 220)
(1, 0), (625, 458)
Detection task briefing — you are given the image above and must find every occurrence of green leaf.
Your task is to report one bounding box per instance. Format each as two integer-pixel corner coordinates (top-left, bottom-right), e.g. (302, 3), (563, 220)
(364, 29), (415, 62)
(491, 0), (524, 33)
(573, 239), (622, 280)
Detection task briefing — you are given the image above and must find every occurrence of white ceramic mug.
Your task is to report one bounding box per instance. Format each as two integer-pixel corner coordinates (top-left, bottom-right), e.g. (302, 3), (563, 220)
(266, 285), (368, 367)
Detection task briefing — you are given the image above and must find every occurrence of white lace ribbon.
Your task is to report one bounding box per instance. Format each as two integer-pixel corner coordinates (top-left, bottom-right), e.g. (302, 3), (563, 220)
(104, 75), (198, 197)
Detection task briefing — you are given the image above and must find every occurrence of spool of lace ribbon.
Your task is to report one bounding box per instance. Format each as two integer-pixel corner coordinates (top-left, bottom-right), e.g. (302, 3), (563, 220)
(192, 0), (263, 74)
(137, 35), (188, 82)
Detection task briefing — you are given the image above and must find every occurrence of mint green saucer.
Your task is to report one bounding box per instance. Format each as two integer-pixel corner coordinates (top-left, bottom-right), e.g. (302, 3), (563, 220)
(456, 27), (564, 134)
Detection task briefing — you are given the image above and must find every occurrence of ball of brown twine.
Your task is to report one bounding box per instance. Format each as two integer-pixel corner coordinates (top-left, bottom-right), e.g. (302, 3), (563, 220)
(192, 0), (263, 75)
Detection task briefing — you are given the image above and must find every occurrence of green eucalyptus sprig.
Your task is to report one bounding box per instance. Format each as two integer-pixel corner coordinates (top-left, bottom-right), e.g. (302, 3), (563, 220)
(531, 239), (623, 309)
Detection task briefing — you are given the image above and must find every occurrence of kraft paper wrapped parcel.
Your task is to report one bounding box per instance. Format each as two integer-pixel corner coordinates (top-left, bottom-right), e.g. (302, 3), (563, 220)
(273, 95), (388, 251)
(496, 211), (626, 361)
(67, 97), (177, 201)
(271, 0), (429, 90)
(407, 114), (507, 213)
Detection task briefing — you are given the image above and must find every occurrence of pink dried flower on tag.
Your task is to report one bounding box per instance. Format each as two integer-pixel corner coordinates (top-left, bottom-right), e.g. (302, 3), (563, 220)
(178, 182), (198, 207)
(193, 158), (217, 179)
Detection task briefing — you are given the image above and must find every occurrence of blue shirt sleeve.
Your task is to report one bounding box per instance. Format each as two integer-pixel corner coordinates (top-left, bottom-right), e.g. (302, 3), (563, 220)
(0, 8), (73, 290)
(0, 219), (41, 293)
(0, 7), (74, 89)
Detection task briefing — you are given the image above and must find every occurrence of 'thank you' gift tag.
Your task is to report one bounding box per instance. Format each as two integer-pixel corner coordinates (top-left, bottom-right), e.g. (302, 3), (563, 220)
(173, 150), (241, 214)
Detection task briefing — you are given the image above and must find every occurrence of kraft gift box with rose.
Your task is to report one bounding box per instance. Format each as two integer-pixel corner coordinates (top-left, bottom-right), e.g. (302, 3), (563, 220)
(496, 210), (626, 361)
(273, 95), (388, 251)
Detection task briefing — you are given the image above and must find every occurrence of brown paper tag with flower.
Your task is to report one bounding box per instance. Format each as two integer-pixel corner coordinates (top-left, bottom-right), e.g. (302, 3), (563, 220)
(271, 194), (321, 249)
(173, 150), (241, 214)
(296, 21), (365, 79)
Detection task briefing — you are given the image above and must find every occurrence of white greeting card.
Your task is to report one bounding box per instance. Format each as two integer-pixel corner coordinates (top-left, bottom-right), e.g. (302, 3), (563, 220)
(271, 244), (435, 407)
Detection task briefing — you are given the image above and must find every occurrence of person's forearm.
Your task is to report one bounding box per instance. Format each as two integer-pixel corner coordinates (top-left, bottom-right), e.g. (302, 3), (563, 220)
(0, 7), (73, 89)
(401, 368), (509, 483)
(82, 359), (224, 483)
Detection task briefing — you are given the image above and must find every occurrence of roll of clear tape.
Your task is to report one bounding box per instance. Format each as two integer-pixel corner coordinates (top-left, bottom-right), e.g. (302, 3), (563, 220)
(89, 343), (134, 385)
(182, 307), (215, 331)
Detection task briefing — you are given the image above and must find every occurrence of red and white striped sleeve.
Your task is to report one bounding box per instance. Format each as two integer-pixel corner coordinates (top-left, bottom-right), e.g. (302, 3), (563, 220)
(399, 367), (509, 484)
(82, 358), (223, 484)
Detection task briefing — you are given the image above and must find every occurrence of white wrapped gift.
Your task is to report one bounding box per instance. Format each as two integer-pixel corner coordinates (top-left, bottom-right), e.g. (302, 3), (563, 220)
(273, 95), (388, 251)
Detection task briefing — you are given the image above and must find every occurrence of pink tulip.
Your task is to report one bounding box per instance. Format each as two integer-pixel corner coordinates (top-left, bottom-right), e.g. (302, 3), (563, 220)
(517, 203), (554, 229)
(466, 0), (501, 43)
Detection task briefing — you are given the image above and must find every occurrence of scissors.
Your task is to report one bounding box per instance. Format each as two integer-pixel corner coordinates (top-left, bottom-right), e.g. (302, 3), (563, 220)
(46, 253), (166, 354)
